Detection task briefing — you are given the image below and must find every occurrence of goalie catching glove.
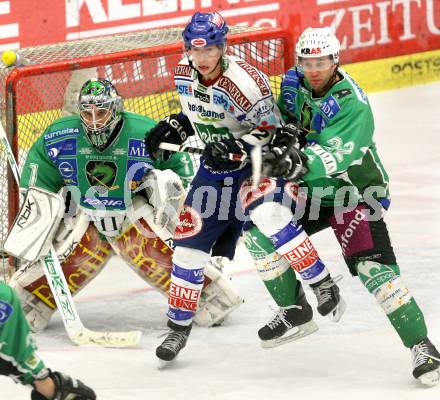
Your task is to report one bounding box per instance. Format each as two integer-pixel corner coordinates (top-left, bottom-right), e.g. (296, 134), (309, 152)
(31, 370), (96, 400)
(145, 113), (194, 161)
(203, 138), (248, 171)
(263, 124), (309, 180)
(141, 169), (185, 230)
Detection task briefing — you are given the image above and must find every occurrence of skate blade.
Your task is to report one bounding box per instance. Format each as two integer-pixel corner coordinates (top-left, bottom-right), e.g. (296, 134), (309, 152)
(157, 358), (175, 370)
(328, 298), (347, 323)
(418, 369), (440, 387)
(261, 320), (319, 348)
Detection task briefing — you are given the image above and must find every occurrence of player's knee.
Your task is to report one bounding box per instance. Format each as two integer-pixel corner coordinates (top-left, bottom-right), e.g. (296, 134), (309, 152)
(250, 202), (293, 237)
(173, 246), (210, 268)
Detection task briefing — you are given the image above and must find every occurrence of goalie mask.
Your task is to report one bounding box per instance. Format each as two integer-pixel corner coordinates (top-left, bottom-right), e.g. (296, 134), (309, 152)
(79, 78), (123, 150)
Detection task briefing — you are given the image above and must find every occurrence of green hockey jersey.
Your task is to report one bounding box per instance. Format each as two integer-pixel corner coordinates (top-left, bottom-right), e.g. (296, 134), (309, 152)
(20, 111), (195, 212)
(279, 67), (390, 208)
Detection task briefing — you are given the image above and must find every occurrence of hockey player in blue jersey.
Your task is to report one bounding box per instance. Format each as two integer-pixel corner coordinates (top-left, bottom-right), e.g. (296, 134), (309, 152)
(146, 11), (345, 363)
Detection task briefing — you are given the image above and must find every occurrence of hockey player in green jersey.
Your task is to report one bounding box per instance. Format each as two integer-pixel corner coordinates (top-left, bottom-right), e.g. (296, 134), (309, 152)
(252, 27), (440, 386)
(5, 78), (242, 335)
(0, 281), (95, 399)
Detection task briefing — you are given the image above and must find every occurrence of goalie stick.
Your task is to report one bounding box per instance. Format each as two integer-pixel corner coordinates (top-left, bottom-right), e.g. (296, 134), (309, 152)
(0, 124), (141, 347)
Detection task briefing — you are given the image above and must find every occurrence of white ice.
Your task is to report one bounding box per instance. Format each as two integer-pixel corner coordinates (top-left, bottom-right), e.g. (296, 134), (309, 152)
(3, 82), (440, 400)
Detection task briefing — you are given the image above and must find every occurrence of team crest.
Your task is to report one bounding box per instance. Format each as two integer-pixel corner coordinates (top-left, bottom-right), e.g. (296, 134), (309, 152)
(86, 160), (118, 190)
(239, 177), (277, 210)
(174, 206), (202, 239)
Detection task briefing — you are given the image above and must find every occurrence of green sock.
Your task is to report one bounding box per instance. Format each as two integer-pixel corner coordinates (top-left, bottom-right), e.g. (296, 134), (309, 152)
(357, 261), (427, 347)
(244, 225), (299, 307)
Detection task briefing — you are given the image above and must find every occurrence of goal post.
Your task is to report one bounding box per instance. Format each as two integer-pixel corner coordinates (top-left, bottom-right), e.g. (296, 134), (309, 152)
(0, 25), (294, 271)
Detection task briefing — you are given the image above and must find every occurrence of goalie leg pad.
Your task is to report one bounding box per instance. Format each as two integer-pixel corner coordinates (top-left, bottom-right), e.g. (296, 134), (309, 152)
(194, 257), (244, 327)
(113, 195), (243, 327)
(9, 223), (112, 332)
(4, 187), (64, 262)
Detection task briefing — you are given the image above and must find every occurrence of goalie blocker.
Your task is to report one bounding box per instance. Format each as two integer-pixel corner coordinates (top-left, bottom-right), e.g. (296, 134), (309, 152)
(8, 195), (243, 331)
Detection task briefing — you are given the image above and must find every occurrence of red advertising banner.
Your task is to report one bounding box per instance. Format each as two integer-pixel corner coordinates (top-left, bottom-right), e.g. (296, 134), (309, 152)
(1, 0), (439, 63)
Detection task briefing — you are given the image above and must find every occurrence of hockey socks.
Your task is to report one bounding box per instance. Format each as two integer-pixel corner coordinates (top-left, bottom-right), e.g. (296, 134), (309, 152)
(357, 261), (427, 348)
(244, 225), (299, 307)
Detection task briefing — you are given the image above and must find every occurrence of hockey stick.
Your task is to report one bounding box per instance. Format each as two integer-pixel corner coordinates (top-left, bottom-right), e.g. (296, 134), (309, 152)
(158, 142), (265, 188)
(0, 125), (141, 347)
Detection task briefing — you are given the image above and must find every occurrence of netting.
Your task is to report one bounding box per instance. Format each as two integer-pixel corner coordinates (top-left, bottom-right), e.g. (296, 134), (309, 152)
(0, 26), (293, 277)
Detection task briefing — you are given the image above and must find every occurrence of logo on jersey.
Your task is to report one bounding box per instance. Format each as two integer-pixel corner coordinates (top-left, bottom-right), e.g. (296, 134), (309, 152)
(320, 95), (340, 120)
(176, 84), (192, 96)
(82, 197), (125, 208)
(128, 139), (149, 159)
(0, 300), (13, 325)
(174, 65), (193, 77)
(174, 206), (202, 239)
(217, 76), (252, 112)
(44, 127), (80, 141)
(236, 60), (270, 96)
(187, 102), (225, 121)
(239, 177), (277, 210)
(86, 160), (118, 190)
(194, 89), (210, 103)
(46, 138), (77, 160)
(58, 160), (77, 184)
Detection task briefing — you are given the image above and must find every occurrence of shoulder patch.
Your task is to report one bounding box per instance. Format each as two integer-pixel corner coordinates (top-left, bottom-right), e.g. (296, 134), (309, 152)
(217, 76), (252, 112)
(44, 127), (80, 141)
(333, 88), (352, 99)
(282, 67), (302, 89)
(235, 60), (270, 96)
(0, 300), (13, 325)
(319, 95), (340, 120)
(174, 65), (193, 78)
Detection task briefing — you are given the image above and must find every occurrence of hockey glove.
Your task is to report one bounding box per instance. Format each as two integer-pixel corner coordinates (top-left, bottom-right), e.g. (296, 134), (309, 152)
(145, 113), (194, 161)
(263, 146), (308, 181)
(271, 123), (308, 151)
(31, 370), (96, 400)
(203, 138), (248, 171)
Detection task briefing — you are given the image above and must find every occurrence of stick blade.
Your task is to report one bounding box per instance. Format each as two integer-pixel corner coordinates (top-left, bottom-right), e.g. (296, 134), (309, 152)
(72, 328), (142, 348)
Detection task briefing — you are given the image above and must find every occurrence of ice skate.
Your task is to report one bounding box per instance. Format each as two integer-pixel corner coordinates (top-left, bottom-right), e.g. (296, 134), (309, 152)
(411, 337), (440, 386)
(311, 274), (346, 322)
(258, 283), (318, 348)
(156, 320), (192, 368)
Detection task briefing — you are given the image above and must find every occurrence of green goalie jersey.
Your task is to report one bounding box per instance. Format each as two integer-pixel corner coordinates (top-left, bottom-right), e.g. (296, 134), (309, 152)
(20, 111), (195, 211)
(279, 67), (390, 208)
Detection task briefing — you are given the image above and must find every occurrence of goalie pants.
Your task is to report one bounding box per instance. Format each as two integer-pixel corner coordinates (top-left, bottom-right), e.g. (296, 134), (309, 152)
(0, 282), (48, 385)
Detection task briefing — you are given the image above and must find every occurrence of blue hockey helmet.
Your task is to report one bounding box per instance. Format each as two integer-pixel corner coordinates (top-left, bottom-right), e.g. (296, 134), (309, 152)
(183, 11), (229, 49)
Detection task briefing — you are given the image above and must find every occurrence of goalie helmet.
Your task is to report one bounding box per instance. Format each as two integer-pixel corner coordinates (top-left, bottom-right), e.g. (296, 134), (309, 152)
(78, 78), (123, 150)
(183, 11), (229, 49)
(295, 27), (340, 64)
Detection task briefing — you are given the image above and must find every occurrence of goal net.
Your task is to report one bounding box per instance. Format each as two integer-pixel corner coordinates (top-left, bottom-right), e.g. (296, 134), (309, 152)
(0, 25), (294, 276)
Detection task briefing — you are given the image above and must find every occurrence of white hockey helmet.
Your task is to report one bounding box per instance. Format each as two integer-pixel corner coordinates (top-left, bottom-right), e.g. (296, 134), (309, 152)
(295, 27), (340, 64)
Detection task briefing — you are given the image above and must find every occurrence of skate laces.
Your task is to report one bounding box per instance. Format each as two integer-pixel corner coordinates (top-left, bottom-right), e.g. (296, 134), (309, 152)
(159, 330), (188, 352)
(412, 341), (440, 368)
(313, 274), (342, 306)
(267, 305), (302, 330)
